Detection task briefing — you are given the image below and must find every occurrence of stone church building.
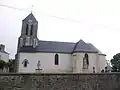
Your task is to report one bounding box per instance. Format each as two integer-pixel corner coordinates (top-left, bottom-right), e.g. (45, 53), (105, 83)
(15, 13), (107, 73)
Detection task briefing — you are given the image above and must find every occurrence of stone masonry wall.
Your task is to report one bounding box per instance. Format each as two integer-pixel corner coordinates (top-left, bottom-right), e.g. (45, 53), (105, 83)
(0, 73), (120, 90)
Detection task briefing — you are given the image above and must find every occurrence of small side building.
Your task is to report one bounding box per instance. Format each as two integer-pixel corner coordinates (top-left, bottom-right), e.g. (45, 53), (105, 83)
(0, 44), (9, 72)
(0, 44), (9, 62)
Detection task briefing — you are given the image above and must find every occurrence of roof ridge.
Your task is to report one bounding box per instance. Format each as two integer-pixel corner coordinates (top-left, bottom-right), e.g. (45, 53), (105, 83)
(39, 40), (76, 44)
(72, 39), (86, 53)
(72, 40), (80, 53)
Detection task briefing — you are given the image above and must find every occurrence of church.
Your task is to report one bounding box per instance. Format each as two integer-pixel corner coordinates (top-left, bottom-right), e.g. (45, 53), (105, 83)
(15, 13), (107, 73)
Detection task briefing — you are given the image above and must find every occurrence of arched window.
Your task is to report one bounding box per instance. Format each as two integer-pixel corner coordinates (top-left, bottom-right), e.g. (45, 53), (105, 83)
(22, 59), (29, 68)
(55, 54), (59, 65)
(84, 53), (89, 65)
(24, 61), (27, 67)
(26, 24), (28, 35)
(93, 66), (95, 73)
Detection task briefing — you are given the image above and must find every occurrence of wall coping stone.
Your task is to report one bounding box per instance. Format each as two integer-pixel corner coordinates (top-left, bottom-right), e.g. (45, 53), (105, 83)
(0, 72), (120, 75)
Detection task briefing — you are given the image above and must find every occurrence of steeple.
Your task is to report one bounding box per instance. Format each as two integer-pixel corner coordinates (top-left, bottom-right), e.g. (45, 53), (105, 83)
(17, 13), (39, 50)
(23, 13), (37, 23)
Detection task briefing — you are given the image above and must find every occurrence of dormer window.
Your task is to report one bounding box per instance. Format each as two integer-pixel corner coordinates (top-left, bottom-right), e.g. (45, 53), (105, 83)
(22, 59), (29, 68)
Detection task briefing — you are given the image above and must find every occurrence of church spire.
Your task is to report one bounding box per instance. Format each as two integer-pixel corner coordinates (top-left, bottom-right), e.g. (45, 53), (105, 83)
(17, 13), (39, 50)
(23, 13), (37, 23)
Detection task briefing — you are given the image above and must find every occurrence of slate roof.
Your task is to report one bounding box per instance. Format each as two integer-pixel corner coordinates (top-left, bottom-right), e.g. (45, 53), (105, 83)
(0, 44), (9, 54)
(88, 43), (102, 54)
(73, 40), (97, 53)
(0, 51), (9, 54)
(88, 43), (106, 56)
(19, 39), (103, 54)
(23, 13), (37, 23)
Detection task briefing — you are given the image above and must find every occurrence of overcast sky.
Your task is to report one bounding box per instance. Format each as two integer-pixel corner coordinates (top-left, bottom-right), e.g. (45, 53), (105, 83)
(0, 0), (120, 60)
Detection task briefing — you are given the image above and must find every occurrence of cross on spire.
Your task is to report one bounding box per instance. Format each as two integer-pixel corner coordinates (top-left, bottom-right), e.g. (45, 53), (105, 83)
(30, 5), (34, 13)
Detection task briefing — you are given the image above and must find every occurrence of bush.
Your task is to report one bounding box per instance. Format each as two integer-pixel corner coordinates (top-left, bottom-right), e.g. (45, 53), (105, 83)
(0, 60), (6, 69)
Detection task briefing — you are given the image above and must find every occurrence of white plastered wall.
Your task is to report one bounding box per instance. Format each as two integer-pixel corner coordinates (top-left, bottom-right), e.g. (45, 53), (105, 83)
(72, 53), (99, 73)
(18, 52), (72, 73)
(98, 54), (107, 72)
(0, 52), (9, 62)
(18, 52), (106, 73)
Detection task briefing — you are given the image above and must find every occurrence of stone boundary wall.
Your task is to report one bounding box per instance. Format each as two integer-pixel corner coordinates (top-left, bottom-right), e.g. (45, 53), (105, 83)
(0, 73), (120, 90)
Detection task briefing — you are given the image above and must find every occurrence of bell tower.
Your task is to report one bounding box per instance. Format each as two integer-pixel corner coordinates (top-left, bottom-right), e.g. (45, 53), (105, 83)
(17, 13), (39, 50)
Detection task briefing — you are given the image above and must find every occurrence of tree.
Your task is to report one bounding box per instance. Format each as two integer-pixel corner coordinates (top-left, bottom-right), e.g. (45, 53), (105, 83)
(0, 60), (6, 70)
(5, 62), (12, 69)
(111, 53), (120, 72)
(0, 60), (12, 72)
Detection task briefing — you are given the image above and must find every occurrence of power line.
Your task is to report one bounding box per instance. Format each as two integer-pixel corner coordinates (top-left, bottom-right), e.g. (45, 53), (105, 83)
(0, 4), (30, 12)
(0, 4), (81, 23)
